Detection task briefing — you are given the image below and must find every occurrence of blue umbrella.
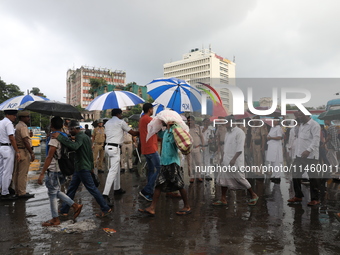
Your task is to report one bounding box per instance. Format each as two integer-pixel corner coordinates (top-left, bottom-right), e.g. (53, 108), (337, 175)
(140, 103), (172, 118)
(86, 91), (145, 111)
(0, 94), (49, 110)
(146, 77), (201, 113)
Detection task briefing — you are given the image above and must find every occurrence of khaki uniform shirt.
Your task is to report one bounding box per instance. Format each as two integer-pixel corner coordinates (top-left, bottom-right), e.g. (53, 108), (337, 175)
(189, 125), (203, 147)
(251, 126), (267, 141)
(93, 127), (105, 144)
(15, 121), (31, 149)
(216, 125), (227, 145)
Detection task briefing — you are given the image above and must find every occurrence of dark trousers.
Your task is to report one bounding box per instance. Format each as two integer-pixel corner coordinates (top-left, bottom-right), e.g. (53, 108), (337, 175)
(60, 169), (110, 214)
(292, 157), (320, 201)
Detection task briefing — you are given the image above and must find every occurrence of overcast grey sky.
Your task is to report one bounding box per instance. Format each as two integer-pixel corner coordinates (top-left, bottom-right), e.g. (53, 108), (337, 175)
(1, 0), (339, 107)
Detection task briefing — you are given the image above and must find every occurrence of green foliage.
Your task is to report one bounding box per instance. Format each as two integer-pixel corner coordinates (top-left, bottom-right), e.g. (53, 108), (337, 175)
(122, 104), (143, 128)
(89, 78), (107, 89)
(75, 104), (85, 111)
(29, 87), (47, 98)
(29, 112), (50, 130)
(0, 79), (24, 103)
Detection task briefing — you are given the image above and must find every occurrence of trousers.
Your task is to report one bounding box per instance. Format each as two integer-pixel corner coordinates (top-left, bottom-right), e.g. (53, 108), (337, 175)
(0, 146), (15, 195)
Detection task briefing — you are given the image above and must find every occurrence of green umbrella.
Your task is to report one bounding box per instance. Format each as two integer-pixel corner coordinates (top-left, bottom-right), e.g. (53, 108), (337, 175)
(318, 109), (340, 120)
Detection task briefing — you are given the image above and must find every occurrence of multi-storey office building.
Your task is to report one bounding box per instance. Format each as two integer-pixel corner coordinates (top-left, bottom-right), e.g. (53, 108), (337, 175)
(163, 48), (236, 113)
(66, 66), (126, 108)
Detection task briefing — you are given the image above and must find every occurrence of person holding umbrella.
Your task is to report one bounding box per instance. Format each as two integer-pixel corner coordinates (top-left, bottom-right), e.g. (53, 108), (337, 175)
(38, 117), (83, 226)
(102, 109), (139, 207)
(0, 109), (20, 200)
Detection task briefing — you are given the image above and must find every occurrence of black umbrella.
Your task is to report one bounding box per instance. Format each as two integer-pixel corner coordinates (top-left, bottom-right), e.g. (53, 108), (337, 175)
(21, 101), (83, 119)
(129, 114), (141, 121)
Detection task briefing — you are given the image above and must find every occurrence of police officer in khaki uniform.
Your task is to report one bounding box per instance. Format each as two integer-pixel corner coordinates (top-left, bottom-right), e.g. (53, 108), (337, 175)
(13, 111), (35, 198)
(250, 115), (268, 175)
(92, 119), (106, 174)
(120, 119), (136, 172)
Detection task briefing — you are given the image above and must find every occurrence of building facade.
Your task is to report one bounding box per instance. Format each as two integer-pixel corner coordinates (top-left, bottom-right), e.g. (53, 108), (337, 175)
(66, 66), (126, 108)
(163, 48), (236, 113)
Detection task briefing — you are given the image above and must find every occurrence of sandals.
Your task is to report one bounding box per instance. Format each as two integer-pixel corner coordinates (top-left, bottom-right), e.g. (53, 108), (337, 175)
(212, 200), (228, 206)
(42, 219), (60, 227)
(248, 196), (259, 206)
(96, 209), (112, 218)
(138, 208), (155, 216)
(335, 213), (340, 222)
(176, 209), (192, 216)
(73, 204), (83, 220)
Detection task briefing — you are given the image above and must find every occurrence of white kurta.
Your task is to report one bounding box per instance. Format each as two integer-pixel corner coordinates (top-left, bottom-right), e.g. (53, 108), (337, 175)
(216, 127), (251, 189)
(266, 125), (284, 163)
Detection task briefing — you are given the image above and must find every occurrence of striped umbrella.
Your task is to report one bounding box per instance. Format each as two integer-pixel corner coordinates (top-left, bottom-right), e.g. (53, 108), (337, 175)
(0, 94), (49, 110)
(146, 77), (201, 113)
(85, 91), (145, 111)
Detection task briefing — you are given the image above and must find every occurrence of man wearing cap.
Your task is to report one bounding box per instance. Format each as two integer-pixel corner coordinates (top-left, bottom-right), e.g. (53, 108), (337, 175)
(138, 103), (160, 201)
(0, 110), (20, 200)
(102, 109), (139, 206)
(92, 119), (105, 174)
(13, 111), (35, 198)
(51, 120), (112, 217)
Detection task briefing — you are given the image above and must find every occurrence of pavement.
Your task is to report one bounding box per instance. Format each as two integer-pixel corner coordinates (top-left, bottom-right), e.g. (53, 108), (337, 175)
(1, 142), (340, 254)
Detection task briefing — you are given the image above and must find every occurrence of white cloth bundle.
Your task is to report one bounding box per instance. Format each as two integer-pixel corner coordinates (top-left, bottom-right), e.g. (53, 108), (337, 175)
(146, 110), (189, 141)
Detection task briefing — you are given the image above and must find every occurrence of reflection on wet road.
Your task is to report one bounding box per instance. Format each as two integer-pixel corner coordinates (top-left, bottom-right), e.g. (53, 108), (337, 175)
(0, 142), (339, 254)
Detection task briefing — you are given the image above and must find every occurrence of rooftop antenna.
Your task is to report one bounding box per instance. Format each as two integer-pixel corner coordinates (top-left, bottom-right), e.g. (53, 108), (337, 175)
(209, 44), (211, 52)
(233, 56), (236, 63)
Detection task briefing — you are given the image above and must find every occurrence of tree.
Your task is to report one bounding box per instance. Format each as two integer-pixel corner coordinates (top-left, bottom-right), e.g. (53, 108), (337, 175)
(0, 79), (24, 103)
(30, 87), (47, 98)
(89, 78), (107, 89)
(89, 78), (108, 98)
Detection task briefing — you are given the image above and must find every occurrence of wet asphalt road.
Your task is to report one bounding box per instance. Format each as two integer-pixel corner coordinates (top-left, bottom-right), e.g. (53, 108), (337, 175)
(1, 142), (340, 255)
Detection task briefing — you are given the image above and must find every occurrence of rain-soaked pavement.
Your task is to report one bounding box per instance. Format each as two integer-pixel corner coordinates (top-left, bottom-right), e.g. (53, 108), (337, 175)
(1, 142), (340, 254)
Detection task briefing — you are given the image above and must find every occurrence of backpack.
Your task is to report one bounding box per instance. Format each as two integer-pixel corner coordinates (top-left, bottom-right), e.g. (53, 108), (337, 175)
(172, 124), (193, 155)
(58, 143), (76, 176)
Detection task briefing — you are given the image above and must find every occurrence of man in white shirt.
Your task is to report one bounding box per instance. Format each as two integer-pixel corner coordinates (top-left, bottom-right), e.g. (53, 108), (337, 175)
(288, 110), (321, 206)
(213, 116), (258, 206)
(102, 109), (139, 206)
(0, 109), (20, 200)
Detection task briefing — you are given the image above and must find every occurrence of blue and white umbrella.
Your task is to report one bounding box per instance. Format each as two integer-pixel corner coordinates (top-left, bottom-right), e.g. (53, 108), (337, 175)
(146, 77), (201, 113)
(139, 103), (165, 118)
(85, 91), (145, 111)
(152, 103), (167, 116)
(0, 94), (49, 110)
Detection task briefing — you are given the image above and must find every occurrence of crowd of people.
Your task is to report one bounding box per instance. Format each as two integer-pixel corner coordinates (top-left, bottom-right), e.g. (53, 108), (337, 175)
(1, 104), (340, 226)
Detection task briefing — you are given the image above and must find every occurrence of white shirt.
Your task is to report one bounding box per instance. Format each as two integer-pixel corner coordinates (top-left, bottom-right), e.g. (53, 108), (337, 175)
(105, 116), (131, 145)
(295, 118), (320, 159)
(48, 138), (61, 172)
(266, 125), (284, 162)
(223, 126), (245, 167)
(0, 117), (15, 143)
(201, 126), (214, 146)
